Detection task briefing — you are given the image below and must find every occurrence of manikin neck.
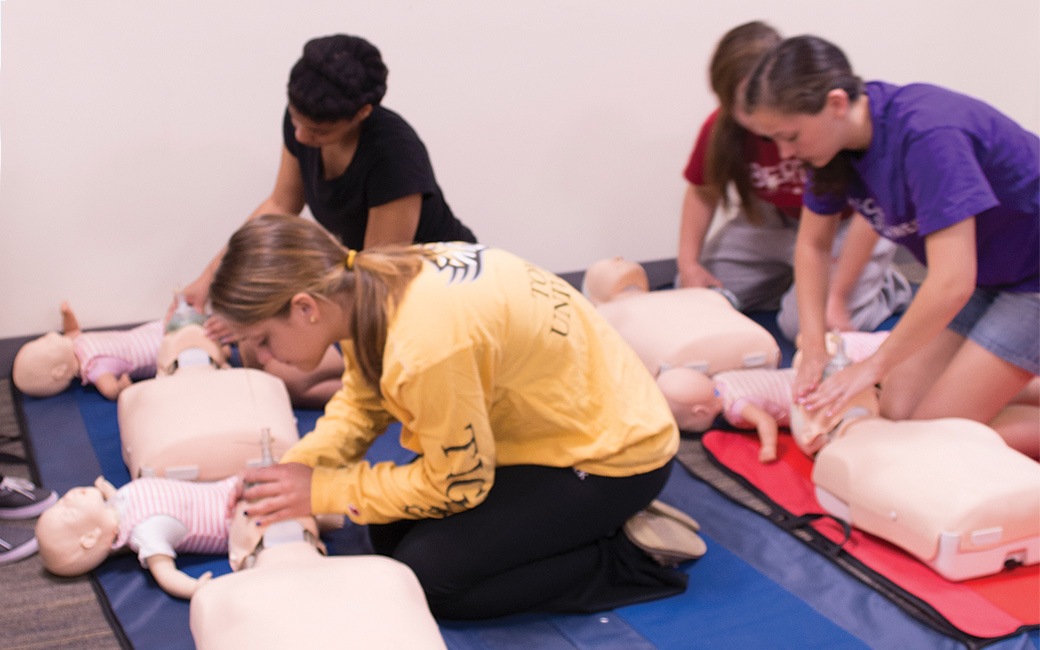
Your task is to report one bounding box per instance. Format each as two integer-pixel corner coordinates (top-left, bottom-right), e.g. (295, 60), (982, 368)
(253, 540), (322, 567)
(251, 520), (323, 568)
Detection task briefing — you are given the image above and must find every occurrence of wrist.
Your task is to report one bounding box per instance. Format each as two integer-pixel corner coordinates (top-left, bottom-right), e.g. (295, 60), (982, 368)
(797, 331), (829, 357)
(676, 256), (702, 274)
(826, 288), (851, 305)
(861, 349), (890, 382)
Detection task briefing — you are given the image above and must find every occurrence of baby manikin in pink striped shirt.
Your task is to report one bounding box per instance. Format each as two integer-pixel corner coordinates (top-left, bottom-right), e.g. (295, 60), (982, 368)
(35, 475), (239, 599)
(13, 301), (164, 400)
(658, 332), (889, 463)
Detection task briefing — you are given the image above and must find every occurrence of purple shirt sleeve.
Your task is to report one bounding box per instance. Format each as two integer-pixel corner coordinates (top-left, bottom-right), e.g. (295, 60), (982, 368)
(803, 169), (848, 215)
(904, 128), (999, 236)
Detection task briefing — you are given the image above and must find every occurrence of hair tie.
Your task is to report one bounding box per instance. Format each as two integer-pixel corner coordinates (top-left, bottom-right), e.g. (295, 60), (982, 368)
(345, 249), (357, 271)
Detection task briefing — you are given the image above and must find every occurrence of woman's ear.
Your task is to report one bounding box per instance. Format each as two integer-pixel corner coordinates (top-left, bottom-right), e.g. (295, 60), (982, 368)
(289, 293), (320, 323)
(826, 88), (850, 117)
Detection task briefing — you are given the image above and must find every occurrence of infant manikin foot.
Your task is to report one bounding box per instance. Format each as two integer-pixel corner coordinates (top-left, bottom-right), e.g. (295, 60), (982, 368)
(758, 443), (778, 463)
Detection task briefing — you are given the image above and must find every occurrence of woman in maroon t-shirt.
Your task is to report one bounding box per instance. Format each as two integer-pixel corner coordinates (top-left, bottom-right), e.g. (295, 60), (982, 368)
(677, 22), (910, 341)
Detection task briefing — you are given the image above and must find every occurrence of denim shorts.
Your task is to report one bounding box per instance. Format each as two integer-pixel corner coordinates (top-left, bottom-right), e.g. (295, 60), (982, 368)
(947, 288), (1040, 375)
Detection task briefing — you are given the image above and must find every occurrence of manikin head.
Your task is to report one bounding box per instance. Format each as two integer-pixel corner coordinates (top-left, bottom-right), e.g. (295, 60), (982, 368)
(156, 323), (229, 377)
(656, 367), (723, 433)
(12, 332), (80, 397)
(227, 499), (325, 571)
(789, 387), (880, 456)
(36, 485), (120, 576)
(582, 257), (650, 307)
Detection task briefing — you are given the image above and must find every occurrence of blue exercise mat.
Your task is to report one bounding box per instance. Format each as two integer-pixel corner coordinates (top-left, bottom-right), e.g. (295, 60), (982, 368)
(17, 384), (1038, 650)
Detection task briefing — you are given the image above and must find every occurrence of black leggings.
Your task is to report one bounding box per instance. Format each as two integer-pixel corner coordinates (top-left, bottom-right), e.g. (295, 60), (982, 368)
(368, 462), (687, 620)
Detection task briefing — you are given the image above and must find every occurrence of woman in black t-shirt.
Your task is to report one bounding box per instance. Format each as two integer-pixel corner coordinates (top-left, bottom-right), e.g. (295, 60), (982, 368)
(180, 34), (476, 408)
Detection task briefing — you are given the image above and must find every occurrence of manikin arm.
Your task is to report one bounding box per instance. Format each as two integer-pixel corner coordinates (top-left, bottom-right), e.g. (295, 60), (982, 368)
(60, 301), (82, 338)
(736, 402), (779, 463)
(93, 373), (132, 401)
(145, 554), (212, 599)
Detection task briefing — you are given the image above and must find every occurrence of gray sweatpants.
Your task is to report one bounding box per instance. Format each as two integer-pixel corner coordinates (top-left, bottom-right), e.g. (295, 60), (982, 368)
(700, 204), (913, 341)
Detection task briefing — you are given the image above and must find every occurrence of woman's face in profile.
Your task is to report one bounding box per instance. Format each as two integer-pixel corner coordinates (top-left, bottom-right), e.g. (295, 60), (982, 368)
(233, 309), (328, 373)
(288, 106), (365, 149)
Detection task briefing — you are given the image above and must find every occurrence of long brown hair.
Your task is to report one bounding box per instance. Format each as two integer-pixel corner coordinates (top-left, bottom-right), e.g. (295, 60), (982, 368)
(744, 35), (864, 197)
(210, 214), (422, 392)
(705, 21), (781, 225)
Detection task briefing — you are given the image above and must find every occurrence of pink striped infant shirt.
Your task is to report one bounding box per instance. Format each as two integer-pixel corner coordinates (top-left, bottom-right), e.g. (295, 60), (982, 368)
(714, 331), (889, 429)
(112, 476), (237, 566)
(73, 319), (164, 385)
(837, 331), (889, 363)
(714, 368), (798, 429)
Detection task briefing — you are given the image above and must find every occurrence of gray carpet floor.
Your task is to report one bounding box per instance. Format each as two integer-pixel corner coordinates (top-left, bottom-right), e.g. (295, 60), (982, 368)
(0, 378), (122, 650)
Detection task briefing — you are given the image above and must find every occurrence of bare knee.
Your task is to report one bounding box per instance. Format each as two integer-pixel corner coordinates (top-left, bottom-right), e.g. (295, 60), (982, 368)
(879, 386), (917, 420)
(989, 404), (1040, 459)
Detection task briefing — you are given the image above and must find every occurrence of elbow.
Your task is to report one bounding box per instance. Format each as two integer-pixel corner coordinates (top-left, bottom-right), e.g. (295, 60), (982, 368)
(943, 268), (977, 306)
(949, 280), (976, 308)
(691, 183), (720, 205)
(795, 232), (832, 260)
(922, 270), (976, 312)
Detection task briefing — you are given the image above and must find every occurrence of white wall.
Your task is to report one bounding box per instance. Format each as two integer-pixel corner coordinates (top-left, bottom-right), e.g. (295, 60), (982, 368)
(1, 0), (1037, 338)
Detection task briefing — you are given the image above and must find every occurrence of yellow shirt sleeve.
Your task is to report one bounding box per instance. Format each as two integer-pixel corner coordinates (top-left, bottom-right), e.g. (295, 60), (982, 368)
(279, 349), (393, 471)
(286, 345), (498, 525)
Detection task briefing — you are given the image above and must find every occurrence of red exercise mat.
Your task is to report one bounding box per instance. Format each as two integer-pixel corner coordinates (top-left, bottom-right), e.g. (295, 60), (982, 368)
(702, 430), (1039, 640)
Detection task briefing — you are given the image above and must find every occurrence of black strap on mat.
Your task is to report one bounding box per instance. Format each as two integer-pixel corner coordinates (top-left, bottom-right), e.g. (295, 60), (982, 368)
(675, 435), (1035, 650)
(775, 512), (852, 559)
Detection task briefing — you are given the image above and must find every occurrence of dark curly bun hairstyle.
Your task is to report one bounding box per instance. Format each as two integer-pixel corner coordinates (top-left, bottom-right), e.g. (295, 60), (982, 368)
(288, 34), (389, 122)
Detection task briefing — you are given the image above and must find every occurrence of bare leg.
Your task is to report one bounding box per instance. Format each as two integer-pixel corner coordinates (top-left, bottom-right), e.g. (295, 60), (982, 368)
(911, 338), (1034, 424)
(880, 328), (965, 419)
(1010, 376), (1040, 406)
(988, 404), (1040, 459)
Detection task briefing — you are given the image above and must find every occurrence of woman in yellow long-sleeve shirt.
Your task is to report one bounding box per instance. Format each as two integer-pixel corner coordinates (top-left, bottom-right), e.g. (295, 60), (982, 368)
(210, 213), (700, 619)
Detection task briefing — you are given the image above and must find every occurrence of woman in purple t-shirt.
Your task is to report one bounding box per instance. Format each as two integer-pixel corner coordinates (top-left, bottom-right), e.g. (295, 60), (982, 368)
(741, 35), (1039, 456)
